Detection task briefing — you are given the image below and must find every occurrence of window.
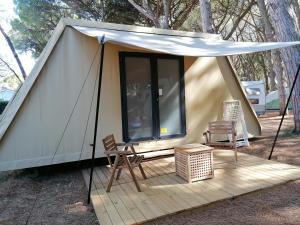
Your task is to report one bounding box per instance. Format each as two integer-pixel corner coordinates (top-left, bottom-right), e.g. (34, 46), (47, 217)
(119, 52), (186, 142)
(249, 99), (259, 104)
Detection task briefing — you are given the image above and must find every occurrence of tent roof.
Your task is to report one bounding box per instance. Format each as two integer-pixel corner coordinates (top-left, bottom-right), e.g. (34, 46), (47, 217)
(73, 26), (300, 57)
(2, 18), (298, 141)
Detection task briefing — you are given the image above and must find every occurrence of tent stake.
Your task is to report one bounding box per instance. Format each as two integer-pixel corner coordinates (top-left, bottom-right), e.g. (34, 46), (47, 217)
(88, 40), (105, 204)
(268, 63), (300, 160)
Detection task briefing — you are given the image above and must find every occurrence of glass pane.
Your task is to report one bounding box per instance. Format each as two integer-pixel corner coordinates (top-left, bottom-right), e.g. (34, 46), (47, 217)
(157, 59), (182, 137)
(125, 57), (153, 140)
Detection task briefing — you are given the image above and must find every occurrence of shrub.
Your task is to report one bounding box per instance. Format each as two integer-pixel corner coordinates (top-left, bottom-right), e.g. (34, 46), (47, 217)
(0, 101), (9, 114)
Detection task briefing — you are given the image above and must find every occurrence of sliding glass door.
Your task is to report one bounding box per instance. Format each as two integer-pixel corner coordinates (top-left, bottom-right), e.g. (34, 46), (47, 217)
(157, 58), (183, 138)
(120, 53), (186, 142)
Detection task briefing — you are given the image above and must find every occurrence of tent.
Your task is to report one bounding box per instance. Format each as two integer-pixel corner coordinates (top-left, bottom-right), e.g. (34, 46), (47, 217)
(0, 18), (299, 172)
(266, 88), (292, 110)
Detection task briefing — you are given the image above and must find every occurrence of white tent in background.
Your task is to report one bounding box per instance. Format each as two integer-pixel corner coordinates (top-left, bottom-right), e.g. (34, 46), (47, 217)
(0, 18), (299, 172)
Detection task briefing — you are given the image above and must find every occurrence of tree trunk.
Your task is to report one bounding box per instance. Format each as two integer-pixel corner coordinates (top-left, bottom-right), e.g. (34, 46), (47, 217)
(264, 51), (276, 91)
(266, 0), (300, 131)
(292, 0), (300, 30)
(0, 24), (27, 80)
(257, 0), (287, 115)
(199, 0), (214, 33)
(127, 0), (161, 28)
(273, 50), (287, 115)
(162, 0), (170, 29)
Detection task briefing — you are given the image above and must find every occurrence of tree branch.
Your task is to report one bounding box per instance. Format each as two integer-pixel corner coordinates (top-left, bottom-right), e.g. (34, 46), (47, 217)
(0, 57), (23, 83)
(128, 0), (161, 27)
(224, 0), (256, 40)
(0, 24), (27, 79)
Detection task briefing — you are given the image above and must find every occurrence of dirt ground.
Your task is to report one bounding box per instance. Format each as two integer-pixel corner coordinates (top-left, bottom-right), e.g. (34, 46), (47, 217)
(0, 113), (299, 225)
(238, 113), (300, 165)
(0, 167), (98, 225)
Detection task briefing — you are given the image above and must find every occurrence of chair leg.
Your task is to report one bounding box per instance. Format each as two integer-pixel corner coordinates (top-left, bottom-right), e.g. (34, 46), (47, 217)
(106, 155), (119, 192)
(233, 133), (238, 168)
(124, 156), (141, 192)
(138, 164), (147, 179)
(116, 168), (122, 180)
(234, 148), (238, 167)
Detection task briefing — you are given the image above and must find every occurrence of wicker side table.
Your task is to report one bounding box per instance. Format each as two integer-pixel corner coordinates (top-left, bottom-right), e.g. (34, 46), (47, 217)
(175, 144), (214, 183)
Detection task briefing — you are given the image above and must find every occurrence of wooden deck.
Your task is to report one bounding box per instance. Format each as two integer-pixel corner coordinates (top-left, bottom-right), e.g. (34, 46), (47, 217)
(82, 150), (300, 225)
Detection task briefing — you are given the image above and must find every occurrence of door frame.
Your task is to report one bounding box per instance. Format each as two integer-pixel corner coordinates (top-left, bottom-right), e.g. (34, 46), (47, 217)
(119, 52), (186, 142)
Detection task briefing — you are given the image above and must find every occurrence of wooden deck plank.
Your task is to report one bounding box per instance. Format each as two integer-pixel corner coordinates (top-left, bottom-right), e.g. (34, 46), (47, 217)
(144, 175), (192, 211)
(121, 181), (167, 219)
(242, 162), (300, 182)
(163, 174), (209, 207)
(94, 169), (135, 223)
(140, 175), (186, 214)
(170, 174), (232, 202)
(140, 163), (157, 178)
(95, 168), (145, 225)
(226, 166), (277, 187)
(237, 164), (289, 184)
(214, 169), (271, 195)
(82, 170), (113, 225)
(89, 170), (127, 225)
(84, 150), (300, 225)
(96, 168), (146, 222)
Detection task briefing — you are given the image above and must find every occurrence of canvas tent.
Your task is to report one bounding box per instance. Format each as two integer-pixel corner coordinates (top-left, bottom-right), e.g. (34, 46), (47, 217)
(0, 18), (299, 172)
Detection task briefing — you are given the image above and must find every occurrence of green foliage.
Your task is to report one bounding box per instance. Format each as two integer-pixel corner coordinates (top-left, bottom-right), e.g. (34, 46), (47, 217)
(0, 74), (22, 90)
(62, 0), (141, 24)
(0, 101), (9, 114)
(11, 0), (141, 58)
(11, 0), (78, 58)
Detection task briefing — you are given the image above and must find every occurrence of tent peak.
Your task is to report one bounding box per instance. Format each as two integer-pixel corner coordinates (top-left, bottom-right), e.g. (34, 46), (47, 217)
(60, 18), (221, 40)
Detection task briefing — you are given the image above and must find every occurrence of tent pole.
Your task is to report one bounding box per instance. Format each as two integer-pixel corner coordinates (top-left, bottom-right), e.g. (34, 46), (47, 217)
(268, 63), (300, 160)
(88, 41), (105, 204)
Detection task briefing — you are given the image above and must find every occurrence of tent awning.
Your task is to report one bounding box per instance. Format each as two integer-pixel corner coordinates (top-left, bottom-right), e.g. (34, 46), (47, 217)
(73, 26), (300, 57)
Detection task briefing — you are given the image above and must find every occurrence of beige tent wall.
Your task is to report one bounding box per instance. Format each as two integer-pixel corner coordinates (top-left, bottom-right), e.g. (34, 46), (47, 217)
(0, 28), (101, 171)
(0, 27), (260, 171)
(217, 57), (261, 136)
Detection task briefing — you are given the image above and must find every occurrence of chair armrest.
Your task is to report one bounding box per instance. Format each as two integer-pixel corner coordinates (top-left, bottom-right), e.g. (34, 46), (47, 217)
(116, 142), (139, 146)
(104, 150), (133, 155)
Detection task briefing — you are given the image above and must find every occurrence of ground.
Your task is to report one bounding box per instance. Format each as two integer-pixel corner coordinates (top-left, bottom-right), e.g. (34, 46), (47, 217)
(0, 113), (299, 225)
(0, 167), (98, 225)
(239, 114), (300, 165)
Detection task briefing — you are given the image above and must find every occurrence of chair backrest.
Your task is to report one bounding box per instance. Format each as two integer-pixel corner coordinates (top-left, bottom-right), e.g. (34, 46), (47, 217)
(102, 134), (118, 166)
(223, 100), (249, 147)
(209, 121), (236, 134)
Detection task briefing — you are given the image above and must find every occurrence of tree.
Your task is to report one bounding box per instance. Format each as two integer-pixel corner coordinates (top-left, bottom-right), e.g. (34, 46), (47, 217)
(11, 0), (77, 58)
(266, 0), (300, 131)
(292, 0), (300, 29)
(199, 0), (214, 33)
(62, 0), (142, 24)
(211, 0), (256, 40)
(11, 0), (141, 58)
(257, 0), (287, 115)
(0, 24), (26, 79)
(127, 0), (199, 29)
(0, 57), (23, 83)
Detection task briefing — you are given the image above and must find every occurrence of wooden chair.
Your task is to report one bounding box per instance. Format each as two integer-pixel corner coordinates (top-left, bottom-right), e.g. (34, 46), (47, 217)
(102, 134), (147, 192)
(203, 120), (238, 165)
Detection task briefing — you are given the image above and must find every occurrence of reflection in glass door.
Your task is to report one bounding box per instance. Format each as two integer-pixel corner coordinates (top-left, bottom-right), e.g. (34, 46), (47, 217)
(157, 59), (182, 137)
(123, 57), (153, 140)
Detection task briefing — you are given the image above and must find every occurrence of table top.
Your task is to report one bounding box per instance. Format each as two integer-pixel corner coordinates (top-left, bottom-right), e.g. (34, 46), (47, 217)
(175, 143), (213, 154)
